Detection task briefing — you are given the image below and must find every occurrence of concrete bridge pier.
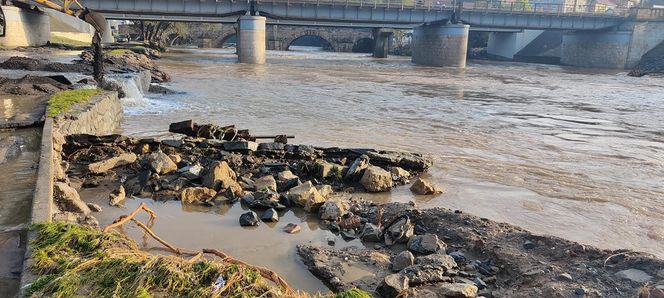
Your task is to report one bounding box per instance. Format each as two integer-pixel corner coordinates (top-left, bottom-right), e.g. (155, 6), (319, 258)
(372, 29), (392, 58)
(238, 15), (266, 64)
(412, 23), (470, 67)
(0, 5), (50, 47)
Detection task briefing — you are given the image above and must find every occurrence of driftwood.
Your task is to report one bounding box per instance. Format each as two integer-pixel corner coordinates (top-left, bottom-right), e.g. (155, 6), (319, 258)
(104, 203), (294, 294)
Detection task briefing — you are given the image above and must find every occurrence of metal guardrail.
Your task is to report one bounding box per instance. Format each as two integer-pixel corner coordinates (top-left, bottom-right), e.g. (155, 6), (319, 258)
(258, 0), (631, 16)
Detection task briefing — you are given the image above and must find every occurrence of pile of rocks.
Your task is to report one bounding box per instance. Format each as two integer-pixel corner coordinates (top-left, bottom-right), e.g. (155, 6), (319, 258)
(56, 131), (439, 231)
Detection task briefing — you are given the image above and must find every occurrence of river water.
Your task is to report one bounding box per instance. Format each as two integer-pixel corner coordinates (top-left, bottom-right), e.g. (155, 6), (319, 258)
(114, 48), (664, 290)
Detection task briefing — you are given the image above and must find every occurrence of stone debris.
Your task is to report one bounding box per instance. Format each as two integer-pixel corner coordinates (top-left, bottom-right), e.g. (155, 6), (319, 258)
(261, 208), (279, 222)
(147, 151), (178, 175)
(360, 166), (393, 192)
(88, 153), (137, 174)
(239, 211), (259, 227)
(54, 182), (91, 214)
(283, 223), (301, 234)
(180, 187), (217, 205)
(615, 268), (653, 283)
(392, 251), (415, 272)
(408, 234), (446, 255)
(409, 177), (442, 195)
(377, 274), (409, 298)
(254, 175), (277, 192)
(345, 155), (370, 181)
(108, 185), (126, 207)
(384, 216), (415, 246)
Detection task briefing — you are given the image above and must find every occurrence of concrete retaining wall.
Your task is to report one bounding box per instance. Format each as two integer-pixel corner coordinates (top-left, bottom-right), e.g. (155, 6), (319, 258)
(54, 91), (123, 136)
(0, 6), (50, 47)
(488, 30), (544, 60)
(625, 22), (664, 68)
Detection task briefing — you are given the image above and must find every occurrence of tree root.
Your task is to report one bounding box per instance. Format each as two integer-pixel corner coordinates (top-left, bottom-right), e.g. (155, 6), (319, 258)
(104, 203), (295, 294)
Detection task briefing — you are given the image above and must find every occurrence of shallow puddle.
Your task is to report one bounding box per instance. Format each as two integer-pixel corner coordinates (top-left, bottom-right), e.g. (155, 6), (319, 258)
(81, 186), (367, 293)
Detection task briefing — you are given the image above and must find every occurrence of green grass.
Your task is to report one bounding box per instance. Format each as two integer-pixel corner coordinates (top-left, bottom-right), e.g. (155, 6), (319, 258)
(107, 48), (131, 56)
(49, 35), (91, 47)
(47, 89), (101, 117)
(334, 288), (372, 298)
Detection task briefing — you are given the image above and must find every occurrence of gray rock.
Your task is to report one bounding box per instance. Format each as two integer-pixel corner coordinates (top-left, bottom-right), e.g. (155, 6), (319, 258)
(416, 254), (457, 271)
(385, 217), (414, 246)
(615, 268), (652, 283)
(148, 151), (178, 174)
(449, 251), (467, 264)
(360, 223), (383, 242)
(54, 182), (91, 214)
(437, 283), (478, 298)
(408, 234), (446, 255)
(318, 200), (347, 221)
(258, 142), (285, 151)
(161, 139), (184, 148)
(177, 164), (203, 180)
(392, 251), (415, 272)
(239, 211), (259, 227)
(377, 274), (409, 298)
(223, 141), (258, 152)
(254, 175), (277, 192)
(261, 208), (279, 222)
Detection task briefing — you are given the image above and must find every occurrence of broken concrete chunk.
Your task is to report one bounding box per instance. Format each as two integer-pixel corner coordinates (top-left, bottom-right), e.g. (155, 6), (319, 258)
(223, 141), (258, 152)
(148, 151), (178, 175)
(410, 178), (443, 195)
(109, 185), (126, 207)
(180, 187), (217, 204)
(54, 182), (91, 214)
(88, 153), (137, 174)
(254, 175), (277, 192)
(202, 161), (237, 191)
(344, 154), (369, 181)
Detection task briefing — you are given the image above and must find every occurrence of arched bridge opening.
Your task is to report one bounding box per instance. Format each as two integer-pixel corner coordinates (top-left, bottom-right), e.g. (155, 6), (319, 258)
(352, 37), (375, 53)
(217, 34), (237, 48)
(287, 35), (334, 52)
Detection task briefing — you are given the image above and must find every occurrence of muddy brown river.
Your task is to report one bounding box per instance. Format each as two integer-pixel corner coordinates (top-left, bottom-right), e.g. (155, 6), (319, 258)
(108, 48), (664, 292)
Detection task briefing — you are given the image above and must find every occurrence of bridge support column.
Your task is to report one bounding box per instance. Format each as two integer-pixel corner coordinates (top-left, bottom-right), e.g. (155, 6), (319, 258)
(0, 6), (50, 48)
(412, 23), (469, 67)
(372, 29), (392, 58)
(238, 16), (266, 64)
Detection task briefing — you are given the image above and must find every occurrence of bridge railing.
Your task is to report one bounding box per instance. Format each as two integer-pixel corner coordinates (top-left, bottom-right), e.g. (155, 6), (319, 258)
(266, 0), (630, 16)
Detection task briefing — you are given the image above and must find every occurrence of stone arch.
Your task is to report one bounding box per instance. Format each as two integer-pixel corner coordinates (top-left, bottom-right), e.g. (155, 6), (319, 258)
(352, 37), (375, 53)
(282, 30), (338, 51)
(215, 33), (237, 48)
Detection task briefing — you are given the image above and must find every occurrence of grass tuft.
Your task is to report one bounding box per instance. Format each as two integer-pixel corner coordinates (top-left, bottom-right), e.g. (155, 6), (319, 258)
(107, 49), (131, 56)
(334, 288), (372, 298)
(49, 35), (91, 47)
(47, 89), (101, 117)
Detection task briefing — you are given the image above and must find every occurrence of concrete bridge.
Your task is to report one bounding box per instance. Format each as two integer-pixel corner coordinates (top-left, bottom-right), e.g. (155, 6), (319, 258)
(3, 0), (664, 69)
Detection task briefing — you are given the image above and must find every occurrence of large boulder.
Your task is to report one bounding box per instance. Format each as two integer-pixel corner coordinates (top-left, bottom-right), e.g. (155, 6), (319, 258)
(88, 153), (137, 174)
(202, 161), (238, 191)
(409, 178), (443, 195)
(288, 181), (325, 212)
(408, 234), (447, 255)
(344, 155), (369, 181)
(54, 182), (91, 214)
(360, 166), (393, 192)
(254, 175), (277, 192)
(180, 187), (217, 204)
(147, 151), (178, 175)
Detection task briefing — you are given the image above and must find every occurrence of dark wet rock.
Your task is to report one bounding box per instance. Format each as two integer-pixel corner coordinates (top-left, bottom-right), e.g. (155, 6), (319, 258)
(377, 274), (409, 298)
(147, 151), (177, 174)
(161, 139), (184, 148)
(341, 230), (358, 240)
(414, 223), (427, 235)
(392, 251), (415, 272)
(278, 177), (301, 192)
(360, 166), (393, 192)
(54, 182), (91, 214)
(148, 84), (178, 94)
(408, 234), (446, 255)
(258, 142), (285, 151)
(223, 141), (258, 152)
(177, 164), (203, 180)
(180, 187), (216, 205)
(416, 254), (457, 271)
(409, 177), (442, 195)
(523, 240), (536, 249)
(345, 154), (369, 181)
(86, 203), (103, 212)
(0, 137), (23, 164)
(339, 213), (362, 230)
(239, 211), (259, 226)
(449, 251), (467, 264)
(87, 153), (137, 174)
(384, 216), (415, 246)
(360, 223), (383, 242)
(283, 223), (301, 234)
(261, 208), (279, 222)
(109, 185), (126, 207)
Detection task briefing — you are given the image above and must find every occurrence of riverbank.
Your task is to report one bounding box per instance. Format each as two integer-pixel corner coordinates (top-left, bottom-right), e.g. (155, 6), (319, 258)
(2, 45), (664, 297)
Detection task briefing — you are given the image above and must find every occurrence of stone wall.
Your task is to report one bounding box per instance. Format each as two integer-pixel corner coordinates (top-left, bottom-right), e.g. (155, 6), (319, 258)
(53, 91), (123, 136)
(0, 6), (50, 47)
